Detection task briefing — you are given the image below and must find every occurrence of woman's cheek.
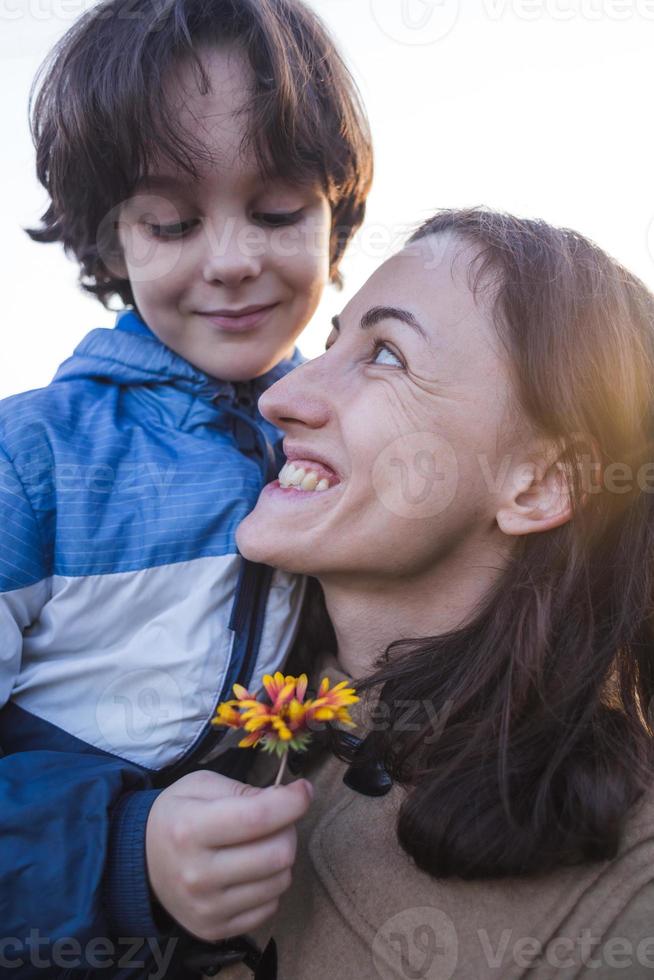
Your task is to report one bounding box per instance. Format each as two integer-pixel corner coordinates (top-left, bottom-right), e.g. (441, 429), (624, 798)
(369, 428), (460, 522)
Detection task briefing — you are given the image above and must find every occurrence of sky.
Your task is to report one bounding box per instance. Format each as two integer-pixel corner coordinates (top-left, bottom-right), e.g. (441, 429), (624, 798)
(2, 0), (654, 398)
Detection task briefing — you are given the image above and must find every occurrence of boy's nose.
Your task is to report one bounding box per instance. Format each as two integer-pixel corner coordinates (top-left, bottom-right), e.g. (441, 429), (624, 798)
(201, 221), (262, 287)
(258, 361), (333, 432)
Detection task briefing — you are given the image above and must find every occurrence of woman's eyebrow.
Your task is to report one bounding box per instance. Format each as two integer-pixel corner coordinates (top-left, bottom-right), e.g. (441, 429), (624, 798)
(331, 307), (428, 340)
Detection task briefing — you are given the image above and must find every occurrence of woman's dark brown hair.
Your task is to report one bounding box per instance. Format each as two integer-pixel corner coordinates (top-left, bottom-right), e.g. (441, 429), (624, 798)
(297, 207), (654, 879)
(27, 0), (373, 307)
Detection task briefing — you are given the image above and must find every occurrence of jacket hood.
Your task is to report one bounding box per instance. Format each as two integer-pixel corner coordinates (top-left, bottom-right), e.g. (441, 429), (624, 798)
(52, 309), (304, 401)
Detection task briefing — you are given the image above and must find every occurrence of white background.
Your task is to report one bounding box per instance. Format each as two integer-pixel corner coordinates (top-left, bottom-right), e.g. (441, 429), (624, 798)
(2, 0), (654, 399)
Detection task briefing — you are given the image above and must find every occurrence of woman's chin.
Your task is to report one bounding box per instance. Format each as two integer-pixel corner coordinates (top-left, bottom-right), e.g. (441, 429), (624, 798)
(236, 513), (267, 562)
(236, 510), (301, 572)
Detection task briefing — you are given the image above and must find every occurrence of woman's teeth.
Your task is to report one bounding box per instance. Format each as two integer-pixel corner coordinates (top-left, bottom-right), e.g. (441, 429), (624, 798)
(278, 463), (331, 492)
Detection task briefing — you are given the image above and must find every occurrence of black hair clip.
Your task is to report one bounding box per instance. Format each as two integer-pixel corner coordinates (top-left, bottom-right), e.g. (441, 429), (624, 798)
(184, 937), (277, 978)
(340, 732), (393, 798)
(288, 729), (393, 796)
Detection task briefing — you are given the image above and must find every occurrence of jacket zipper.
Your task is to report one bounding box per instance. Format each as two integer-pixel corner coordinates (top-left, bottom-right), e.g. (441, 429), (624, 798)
(210, 393), (279, 697)
(156, 392), (279, 779)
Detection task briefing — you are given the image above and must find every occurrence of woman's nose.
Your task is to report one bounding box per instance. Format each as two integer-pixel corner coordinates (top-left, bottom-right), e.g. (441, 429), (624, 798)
(258, 360), (333, 432)
(201, 218), (263, 286)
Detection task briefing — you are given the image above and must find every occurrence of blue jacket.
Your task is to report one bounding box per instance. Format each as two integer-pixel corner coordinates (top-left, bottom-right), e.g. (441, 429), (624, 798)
(0, 311), (304, 976)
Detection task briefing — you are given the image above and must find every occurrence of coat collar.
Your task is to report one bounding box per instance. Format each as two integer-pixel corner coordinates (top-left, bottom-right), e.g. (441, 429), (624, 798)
(52, 308), (304, 406)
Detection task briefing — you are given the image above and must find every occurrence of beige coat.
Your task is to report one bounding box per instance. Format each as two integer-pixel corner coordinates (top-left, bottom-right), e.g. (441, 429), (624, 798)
(222, 663), (654, 980)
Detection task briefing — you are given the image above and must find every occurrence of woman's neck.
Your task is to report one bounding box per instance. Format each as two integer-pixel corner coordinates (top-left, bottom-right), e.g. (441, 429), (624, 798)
(320, 546), (508, 678)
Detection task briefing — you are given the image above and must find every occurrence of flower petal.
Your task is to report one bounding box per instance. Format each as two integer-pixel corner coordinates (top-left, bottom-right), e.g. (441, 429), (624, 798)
(273, 682), (296, 711)
(239, 732), (263, 748)
(262, 673), (283, 702)
(313, 706), (336, 721)
(287, 699), (309, 727)
(295, 674), (308, 702)
(244, 716), (272, 732)
(213, 703), (244, 729)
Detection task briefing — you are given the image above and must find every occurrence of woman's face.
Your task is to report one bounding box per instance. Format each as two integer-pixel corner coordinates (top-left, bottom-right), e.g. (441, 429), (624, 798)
(237, 234), (523, 582)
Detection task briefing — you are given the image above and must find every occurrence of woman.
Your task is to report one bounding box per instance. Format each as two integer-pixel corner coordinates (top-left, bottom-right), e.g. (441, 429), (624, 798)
(233, 208), (654, 979)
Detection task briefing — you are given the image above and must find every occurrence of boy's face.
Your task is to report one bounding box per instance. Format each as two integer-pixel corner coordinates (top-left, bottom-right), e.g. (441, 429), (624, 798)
(116, 46), (332, 382)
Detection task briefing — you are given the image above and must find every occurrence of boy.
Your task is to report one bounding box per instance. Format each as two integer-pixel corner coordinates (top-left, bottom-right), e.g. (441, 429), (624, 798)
(1, 0), (372, 975)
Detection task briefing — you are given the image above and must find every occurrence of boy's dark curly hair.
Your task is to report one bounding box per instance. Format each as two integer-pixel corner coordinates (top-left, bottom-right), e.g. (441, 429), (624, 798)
(27, 0), (373, 308)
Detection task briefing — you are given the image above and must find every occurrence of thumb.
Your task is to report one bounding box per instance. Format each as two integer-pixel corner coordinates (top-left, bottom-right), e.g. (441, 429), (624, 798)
(233, 776), (314, 801)
(168, 769), (262, 802)
(231, 779), (266, 798)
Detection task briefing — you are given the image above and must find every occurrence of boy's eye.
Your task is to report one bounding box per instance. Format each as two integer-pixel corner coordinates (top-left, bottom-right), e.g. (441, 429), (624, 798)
(143, 219), (199, 240)
(253, 209), (305, 227)
(371, 342), (404, 368)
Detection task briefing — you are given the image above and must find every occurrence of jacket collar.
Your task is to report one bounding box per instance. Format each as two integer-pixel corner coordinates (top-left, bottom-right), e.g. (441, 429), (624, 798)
(52, 309), (304, 406)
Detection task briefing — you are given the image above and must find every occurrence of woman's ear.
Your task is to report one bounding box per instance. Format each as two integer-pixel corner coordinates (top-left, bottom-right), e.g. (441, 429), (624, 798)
(496, 454), (573, 537)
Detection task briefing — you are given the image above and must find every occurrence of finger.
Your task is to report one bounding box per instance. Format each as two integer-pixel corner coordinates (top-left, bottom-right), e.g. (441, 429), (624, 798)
(222, 899), (281, 939)
(218, 869), (293, 919)
(197, 780), (313, 847)
(167, 769), (257, 802)
(211, 828), (298, 886)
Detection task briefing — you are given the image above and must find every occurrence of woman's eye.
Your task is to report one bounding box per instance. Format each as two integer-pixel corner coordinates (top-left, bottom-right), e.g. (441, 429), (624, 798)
(143, 219), (199, 240)
(253, 209), (305, 227)
(371, 342), (404, 368)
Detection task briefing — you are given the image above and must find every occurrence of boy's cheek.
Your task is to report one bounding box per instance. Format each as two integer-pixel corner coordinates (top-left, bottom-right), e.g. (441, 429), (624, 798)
(124, 237), (187, 290)
(291, 240), (332, 294)
(106, 250), (129, 282)
(269, 210), (331, 273)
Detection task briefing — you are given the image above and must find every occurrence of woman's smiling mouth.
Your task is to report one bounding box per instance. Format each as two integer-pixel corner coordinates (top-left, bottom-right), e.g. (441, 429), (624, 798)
(278, 461), (333, 492)
(264, 455), (342, 499)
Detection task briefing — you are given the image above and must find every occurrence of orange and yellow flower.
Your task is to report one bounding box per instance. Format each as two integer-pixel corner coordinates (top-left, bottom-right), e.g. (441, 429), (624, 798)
(212, 671), (359, 758)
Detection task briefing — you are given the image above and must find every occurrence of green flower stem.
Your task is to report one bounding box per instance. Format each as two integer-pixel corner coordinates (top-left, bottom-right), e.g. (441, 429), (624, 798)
(273, 751), (288, 788)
